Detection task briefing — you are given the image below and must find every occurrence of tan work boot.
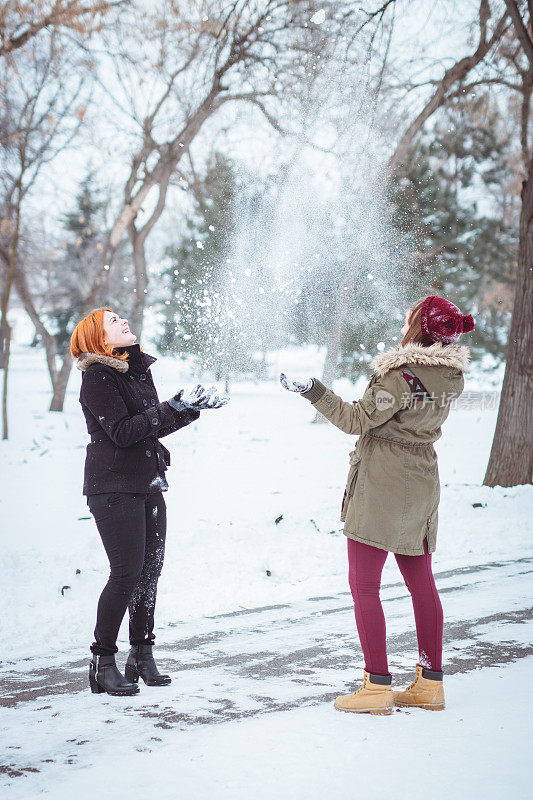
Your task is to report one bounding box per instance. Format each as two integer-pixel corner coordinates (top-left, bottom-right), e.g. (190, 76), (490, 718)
(393, 664), (445, 710)
(334, 670), (393, 715)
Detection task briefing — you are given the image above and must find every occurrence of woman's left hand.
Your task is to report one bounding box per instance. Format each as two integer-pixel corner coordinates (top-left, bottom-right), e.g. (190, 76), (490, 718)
(280, 373), (313, 393)
(178, 385), (230, 410)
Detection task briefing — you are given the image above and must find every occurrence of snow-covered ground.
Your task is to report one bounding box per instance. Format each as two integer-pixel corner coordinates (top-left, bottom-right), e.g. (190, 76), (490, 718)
(1, 339), (532, 798)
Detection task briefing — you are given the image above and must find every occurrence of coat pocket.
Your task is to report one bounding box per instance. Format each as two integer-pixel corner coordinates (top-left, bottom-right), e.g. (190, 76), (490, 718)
(341, 449), (361, 521)
(109, 446), (128, 472)
(110, 442), (150, 477)
(87, 440), (115, 471)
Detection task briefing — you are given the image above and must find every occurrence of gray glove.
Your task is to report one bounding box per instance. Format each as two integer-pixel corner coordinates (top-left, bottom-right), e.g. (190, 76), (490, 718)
(279, 373), (313, 394)
(171, 384), (230, 410)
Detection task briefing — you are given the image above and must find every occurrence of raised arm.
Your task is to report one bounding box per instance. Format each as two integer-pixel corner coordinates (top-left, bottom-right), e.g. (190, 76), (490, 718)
(81, 366), (197, 448)
(299, 371), (408, 435)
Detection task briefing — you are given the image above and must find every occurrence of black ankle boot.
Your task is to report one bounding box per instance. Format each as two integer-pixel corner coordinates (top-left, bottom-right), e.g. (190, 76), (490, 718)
(124, 644), (172, 686)
(89, 654), (140, 696)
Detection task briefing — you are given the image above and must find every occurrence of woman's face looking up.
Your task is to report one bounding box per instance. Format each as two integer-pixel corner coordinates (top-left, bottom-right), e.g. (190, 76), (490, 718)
(103, 310), (136, 348)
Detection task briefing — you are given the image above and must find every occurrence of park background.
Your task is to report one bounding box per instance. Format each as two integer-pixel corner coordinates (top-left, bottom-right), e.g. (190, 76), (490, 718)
(1, 2), (532, 798)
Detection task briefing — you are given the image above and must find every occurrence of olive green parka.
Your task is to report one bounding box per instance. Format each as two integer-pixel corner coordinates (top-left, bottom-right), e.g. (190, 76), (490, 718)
(301, 341), (470, 555)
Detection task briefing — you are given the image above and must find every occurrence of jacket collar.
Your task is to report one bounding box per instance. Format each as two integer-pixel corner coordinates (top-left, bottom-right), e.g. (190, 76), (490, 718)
(370, 341), (471, 378)
(116, 343), (157, 372)
(76, 344), (157, 373)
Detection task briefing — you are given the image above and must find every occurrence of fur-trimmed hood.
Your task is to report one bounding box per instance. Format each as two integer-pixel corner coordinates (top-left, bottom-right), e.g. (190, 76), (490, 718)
(370, 341), (470, 378)
(76, 351), (130, 373)
(76, 344), (156, 374)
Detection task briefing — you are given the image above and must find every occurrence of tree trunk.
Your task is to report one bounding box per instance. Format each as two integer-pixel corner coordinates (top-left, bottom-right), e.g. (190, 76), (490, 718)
(13, 268), (59, 384)
(1, 199), (21, 439)
(320, 282), (352, 386)
(483, 171), (533, 487)
(49, 345), (74, 412)
(313, 260), (358, 423)
(129, 224), (149, 342)
(1, 324), (11, 440)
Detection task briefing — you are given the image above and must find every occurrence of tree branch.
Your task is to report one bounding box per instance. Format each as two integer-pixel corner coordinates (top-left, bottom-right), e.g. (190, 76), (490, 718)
(388, 3), (510, 173)
(504, 0), (533, 65)
(0, 1), (127, 56)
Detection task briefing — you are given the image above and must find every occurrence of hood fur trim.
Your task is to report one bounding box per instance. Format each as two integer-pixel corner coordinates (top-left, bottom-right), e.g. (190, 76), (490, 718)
(76, 352), (129, 373)
(371, 341), (471, 377)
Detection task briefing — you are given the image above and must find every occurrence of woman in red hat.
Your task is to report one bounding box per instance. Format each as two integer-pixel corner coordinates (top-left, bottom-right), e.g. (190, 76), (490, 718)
(281, 296), (475, 714)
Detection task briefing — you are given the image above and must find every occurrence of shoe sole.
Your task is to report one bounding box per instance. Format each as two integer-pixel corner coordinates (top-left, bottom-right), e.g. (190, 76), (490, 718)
(334, 702), (393, 715)
(394, 701), (445, 711)
(90, 680), (140, 697)
(143, 679), (172, 686)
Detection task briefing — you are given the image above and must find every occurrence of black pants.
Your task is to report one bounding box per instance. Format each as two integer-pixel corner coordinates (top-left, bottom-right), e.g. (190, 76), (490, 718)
(87, 491), (167, 656)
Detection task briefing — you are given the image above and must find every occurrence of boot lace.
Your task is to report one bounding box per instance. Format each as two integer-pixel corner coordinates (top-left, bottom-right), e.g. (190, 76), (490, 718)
(353, 675), (369, 695)
(405, 669), (423, 692)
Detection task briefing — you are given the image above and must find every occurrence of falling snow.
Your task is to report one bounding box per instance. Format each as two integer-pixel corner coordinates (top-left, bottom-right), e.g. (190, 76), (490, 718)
(311, 9), (326, 25)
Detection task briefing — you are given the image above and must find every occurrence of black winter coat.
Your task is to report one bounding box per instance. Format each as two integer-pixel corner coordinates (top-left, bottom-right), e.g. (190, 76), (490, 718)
(77, 343), (199, 495)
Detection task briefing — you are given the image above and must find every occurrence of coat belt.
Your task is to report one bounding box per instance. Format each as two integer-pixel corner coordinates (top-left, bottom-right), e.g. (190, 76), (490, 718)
(90, 431), (160, 449)
(90, 432), (111, 443)
(89, 431), (168, 470)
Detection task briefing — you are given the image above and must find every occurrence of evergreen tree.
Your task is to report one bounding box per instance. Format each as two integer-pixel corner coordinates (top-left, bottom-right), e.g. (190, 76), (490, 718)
(381, 94), (517, 367)
(336, 95), (517, 382)
(41, 174), (134, 352)
(158, 153), (236, 366)
(44, 174), (106, 351)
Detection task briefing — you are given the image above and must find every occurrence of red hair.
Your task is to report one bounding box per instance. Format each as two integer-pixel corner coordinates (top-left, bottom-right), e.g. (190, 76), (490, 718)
(70, 307), (129, 362)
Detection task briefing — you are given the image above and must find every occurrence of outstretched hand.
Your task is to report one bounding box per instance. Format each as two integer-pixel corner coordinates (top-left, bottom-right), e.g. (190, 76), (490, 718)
(178, 384), (230, 410)
(279, 373), (313, 394)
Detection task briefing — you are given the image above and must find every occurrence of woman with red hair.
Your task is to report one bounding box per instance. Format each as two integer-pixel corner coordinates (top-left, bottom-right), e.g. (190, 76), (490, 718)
(281, 296), (475, 714)
(71, 307), (228, 696)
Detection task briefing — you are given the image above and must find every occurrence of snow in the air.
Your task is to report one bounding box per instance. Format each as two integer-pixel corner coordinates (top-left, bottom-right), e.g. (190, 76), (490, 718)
(311, 9), (326, 25)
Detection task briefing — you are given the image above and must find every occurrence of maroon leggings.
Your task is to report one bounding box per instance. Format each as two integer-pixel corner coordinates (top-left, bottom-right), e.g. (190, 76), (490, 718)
(347, 538), (443, 675)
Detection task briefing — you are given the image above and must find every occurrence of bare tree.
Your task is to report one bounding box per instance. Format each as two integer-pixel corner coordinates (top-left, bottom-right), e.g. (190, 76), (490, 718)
(4, 0), (365, 421)
(0, 0), (125, 56)
(83, 0), (351, 338)
(387, 0), (510, 173)
(0, 6), (108, 432)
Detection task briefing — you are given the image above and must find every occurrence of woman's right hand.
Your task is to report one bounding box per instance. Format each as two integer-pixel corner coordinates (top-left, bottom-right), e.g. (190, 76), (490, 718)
(279, 373), (313, 393)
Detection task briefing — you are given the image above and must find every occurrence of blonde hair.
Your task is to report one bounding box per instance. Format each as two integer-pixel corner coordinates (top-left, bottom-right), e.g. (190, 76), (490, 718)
(401, 298), (435, 347)
(70, 307), (129, 362)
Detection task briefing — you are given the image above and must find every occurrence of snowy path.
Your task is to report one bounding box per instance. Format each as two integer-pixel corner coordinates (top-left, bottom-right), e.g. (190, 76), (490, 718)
(1, 553), (532, 792)
(2, 343), (532, 798)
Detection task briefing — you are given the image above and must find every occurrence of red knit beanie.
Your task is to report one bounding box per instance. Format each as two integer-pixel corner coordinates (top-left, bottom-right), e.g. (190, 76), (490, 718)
(420, 296), (475, 344)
